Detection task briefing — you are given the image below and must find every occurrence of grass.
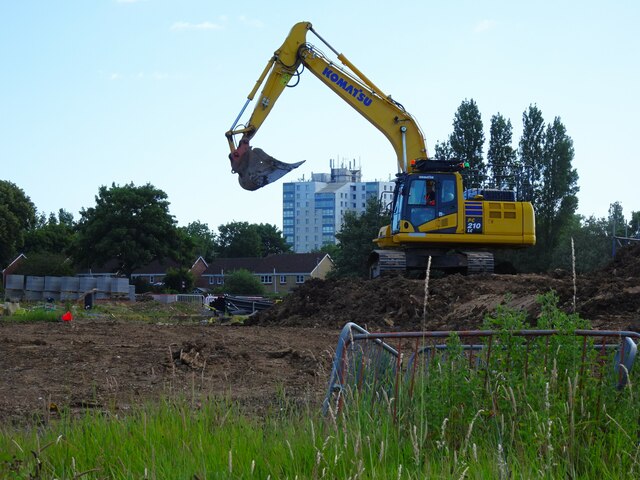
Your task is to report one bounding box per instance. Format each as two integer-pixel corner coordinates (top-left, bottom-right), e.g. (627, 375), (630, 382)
(0, 300), (208, 325)
(1, 306), (63, 323)
(1, 295), (638, 478)
(1, 382), (637, 479)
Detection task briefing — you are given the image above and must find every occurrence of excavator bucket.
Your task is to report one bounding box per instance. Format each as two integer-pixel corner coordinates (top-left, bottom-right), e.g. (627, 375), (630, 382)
(231, 147), (305, 191)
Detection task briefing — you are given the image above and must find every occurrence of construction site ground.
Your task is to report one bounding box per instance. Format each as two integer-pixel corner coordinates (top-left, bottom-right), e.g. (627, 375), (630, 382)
(1, 244), (639, 425)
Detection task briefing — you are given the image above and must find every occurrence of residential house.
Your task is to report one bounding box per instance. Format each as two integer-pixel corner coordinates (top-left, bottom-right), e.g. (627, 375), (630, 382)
(129, 258), (181, 285)
(189, 256), (208, 279)
(198, 253), (333, 294)
(2, 253), (27, 289)
(78, 257), (204, 286)
(76, 258), (123, 277)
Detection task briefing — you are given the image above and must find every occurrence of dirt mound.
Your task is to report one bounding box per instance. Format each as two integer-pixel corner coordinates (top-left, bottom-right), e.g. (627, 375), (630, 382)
(599, 242), (640, 278)
(256, 244), (640, 332)
(575, 242), (640, 323)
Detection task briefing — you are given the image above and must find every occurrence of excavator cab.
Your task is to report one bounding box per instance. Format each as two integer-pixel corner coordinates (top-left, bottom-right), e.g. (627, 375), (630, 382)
(392, 173), (459, 233)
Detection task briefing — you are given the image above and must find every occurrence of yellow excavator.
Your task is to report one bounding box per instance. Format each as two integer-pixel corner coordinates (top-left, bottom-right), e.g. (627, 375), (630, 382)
(225, 21), (535, 275)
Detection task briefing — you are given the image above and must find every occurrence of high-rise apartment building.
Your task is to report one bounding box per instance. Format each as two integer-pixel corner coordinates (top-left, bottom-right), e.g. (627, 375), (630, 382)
(282, 161), (394, 253)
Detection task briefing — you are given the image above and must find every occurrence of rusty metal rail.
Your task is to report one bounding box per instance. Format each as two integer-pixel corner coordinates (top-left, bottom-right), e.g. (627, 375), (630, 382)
(323, 322), (639, 415)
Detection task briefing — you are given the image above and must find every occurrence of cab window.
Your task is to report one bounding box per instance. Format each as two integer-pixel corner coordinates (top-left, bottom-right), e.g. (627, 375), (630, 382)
(439, 178), (456, 205)
(408, 180), (428, 205)
(407, 179), (436, 225)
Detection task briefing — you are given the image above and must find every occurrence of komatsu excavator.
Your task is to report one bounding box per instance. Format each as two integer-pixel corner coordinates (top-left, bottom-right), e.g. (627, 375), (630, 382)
(225, 21), (535, 276)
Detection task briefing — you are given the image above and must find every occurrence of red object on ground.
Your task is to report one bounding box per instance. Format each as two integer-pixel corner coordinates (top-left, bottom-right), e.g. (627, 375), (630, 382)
(61, 311), (73, 322)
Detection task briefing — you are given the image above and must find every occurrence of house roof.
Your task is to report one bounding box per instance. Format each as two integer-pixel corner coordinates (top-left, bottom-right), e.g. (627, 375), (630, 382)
(2, 253), (27, 274)
(191, 256), (208, 269)
(130, 258), (181, 275)
(202, 253), (332, 275)
(77, 257), (181, 276)
(76, 258), (123, 275)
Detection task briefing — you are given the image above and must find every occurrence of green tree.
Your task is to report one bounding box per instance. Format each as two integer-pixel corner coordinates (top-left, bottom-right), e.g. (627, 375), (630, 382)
(607, 201), (626, 237)
(433, 140), (454, 161)
(15, 252), (75, 277)
(173, 228), (198, 267)
(535, 117), (579, 269)
(74, 183), (181, 276)
(163, 267), (194, 293)
(629, 211), (640, 238)
(222, 269), (265, 295)
(550, 214), (610, 273)
(332, 197), (388, 278)
(487, 113), (517, 190)
(255, 223), (291, 256)
(518, 105), (545, 202)
(181, 221), (216, 262)
(214, 221), (262, 258)
(214, 222), (288, 258)
(312, 243), (339, 259)
(0, 180), (36, 266)
(24, 209), (75, 255)
(449, 99), (485, 188)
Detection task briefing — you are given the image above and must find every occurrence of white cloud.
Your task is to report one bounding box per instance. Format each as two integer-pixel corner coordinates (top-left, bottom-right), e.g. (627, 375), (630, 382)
(109, 73), (123, 81)
(473, 19), (497, 33)
(170, 21), (223, 32)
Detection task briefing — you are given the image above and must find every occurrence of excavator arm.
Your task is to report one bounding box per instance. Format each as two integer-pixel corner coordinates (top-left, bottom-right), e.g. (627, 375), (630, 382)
(225, 21), (430, 190)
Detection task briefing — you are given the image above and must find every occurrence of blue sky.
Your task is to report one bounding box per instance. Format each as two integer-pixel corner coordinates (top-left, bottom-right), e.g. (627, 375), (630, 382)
(1, 1), (638, 232)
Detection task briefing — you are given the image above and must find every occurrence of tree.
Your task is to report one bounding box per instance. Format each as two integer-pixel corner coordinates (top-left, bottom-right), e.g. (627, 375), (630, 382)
(15, 252), (75, 277)
(449, 99), (485, 188)
(181, 221), (216, 262)
(255, 223), (291, 256)
(433, 140), (454, 161)
(534, 117), (579, 268)
(332, 197), (388, 278)
(0, 180), (36, 266)
(550, 214), (610, 273)
(215, 221), (262, 258)
(214, 221), (289, 258)
(173, 228), (198, 267)
(74, 183), (181, 276)
(487, 113), (517, 190)
(222, 269), (265, 295)
(518, 105), (545, 202)
(607, 202), (626, 237)
(24, 209), (75, 255)
(163, 267), (194, 293)
(629, 211), (640, 238)
(312, 243), (339, 259)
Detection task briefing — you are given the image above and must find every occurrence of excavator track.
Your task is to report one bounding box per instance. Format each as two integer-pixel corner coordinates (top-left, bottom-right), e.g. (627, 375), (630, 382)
(369, 250), (407, 278)
(463, 251), (495, 274)
(369, 249), (494, 278)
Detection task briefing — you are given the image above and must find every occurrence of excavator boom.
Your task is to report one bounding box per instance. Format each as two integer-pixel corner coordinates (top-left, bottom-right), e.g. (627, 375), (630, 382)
(225, 21), (429, 190)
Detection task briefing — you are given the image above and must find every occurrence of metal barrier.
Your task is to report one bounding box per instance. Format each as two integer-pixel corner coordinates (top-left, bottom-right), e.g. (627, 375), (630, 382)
(323, 323), (639, 415)
(176, 294), (205, 304)
(224, 295), (273, 314)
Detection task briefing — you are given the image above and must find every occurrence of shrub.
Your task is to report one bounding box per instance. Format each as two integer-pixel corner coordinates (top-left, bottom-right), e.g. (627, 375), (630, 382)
(223, 269), (265, 295)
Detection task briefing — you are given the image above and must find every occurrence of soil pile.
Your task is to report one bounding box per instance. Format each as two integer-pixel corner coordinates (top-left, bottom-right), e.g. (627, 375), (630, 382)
(1, 244), (638, 425)
(256, 243), (640, 332)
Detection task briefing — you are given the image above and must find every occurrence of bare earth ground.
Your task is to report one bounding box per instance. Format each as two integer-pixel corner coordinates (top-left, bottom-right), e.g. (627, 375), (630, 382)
(1, 244), (639, 424)
(0, 322), (337, 425)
